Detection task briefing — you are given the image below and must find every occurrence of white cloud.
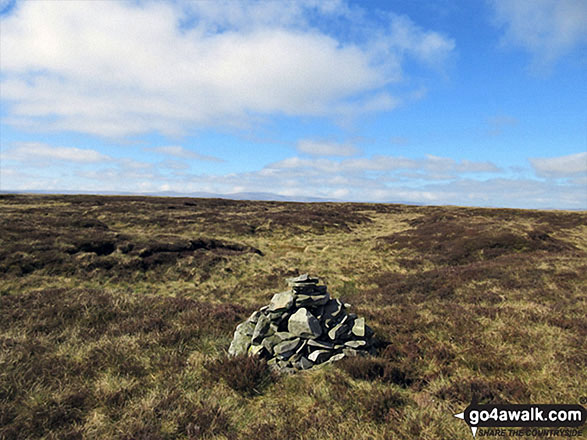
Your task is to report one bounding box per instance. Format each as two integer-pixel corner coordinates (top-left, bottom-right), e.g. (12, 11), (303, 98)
(0, 0), (454, 137)
(3, 142), (111, 163)
(529, 152), (587, 178)
(146, 146), (223, 162)
(266, 154), (501, 175)
(490, 0), (587, 67)
(2, 147), (584, 208)
(384, 13), (456, 66)
(424, 155), (500, 173)
(160, 160), (190, 171)
(296, 139), (360, 157)
(183, 0), (353, 32)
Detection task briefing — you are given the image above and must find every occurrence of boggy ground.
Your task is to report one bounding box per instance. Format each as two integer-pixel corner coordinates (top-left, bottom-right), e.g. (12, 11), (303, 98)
(0, 194), (585, 440)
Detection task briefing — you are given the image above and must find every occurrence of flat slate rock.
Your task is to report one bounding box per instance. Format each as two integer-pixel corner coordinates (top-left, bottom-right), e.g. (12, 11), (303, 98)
(227, 274), (376, 372)
(328, 323), (349, 341)
(308, 349), (332, 363)
(287, 273), (319, 285)
(307, 339), (334, 349)
(268, 291), (295, 311)
(274, 338), (301, 355)
(274, 331), (295, 341)
(344, 339), (367, 348)
(327, 353), (346, 363)
(274, 338), (302, 360)
(295, 292), (330, 307)
(288, 308), (322, 338)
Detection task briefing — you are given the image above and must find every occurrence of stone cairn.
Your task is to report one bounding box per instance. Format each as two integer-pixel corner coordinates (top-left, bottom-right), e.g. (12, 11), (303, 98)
(228, 274), (375, 372)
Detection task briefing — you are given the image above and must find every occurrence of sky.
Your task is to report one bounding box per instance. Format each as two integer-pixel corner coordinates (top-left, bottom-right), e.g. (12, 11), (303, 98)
(0, 0), (586, 209)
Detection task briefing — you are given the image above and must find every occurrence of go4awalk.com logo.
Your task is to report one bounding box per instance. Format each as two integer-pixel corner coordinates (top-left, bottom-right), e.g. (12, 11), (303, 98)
(454, 399), (586, 438)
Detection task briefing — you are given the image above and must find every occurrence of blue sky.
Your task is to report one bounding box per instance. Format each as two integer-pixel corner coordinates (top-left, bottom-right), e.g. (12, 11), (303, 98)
(0, 0), (586, 209)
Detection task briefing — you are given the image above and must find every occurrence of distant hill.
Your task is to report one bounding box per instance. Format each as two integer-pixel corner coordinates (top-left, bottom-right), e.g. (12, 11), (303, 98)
(0, 189), (419, 205)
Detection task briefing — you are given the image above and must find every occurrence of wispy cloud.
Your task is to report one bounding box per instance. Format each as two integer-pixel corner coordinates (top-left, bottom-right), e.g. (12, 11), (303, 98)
(146, 146), (224, 162)
(3, 142), (111, 163)
(0, 1), (453, 137)
(490, 0), (587, 68)
(296, 139), (360, 157)
(529, 152), (587, 178)
(3, 144), (585, 208)
(266, 154), (501, 175)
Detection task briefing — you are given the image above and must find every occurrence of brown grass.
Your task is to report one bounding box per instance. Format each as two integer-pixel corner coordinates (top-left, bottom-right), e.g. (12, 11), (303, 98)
(204, 354), (276, 397)
(1, 194), (585, 439)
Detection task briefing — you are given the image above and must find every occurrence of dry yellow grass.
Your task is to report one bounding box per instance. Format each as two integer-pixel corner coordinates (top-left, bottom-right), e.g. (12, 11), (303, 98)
(0, 194), (585, 439)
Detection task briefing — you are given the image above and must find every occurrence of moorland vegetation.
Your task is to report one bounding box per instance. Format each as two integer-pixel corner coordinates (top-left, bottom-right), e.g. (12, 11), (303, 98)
(0, 194), (585, 439)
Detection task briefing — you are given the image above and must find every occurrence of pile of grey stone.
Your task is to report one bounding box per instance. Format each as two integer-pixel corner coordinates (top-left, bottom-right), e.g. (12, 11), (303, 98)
(228, 274), (375, 372)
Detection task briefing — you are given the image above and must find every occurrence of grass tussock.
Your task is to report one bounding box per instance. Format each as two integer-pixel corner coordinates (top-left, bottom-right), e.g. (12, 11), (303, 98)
(1, 194), (585, 439)
(336, 355), (415, 387)
(204, 354), (276, 397)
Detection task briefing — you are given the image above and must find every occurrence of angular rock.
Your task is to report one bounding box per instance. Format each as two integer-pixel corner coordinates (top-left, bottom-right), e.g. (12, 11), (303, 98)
(307, 339), (334, 350)
(328, 323), (349, 341)
(323, 317), (337, 329)
(248, 344), (265, 356)
(275, 350), (295, 361)
(324, 298), (343, 315)
(274, 338), (301, 357)
(228, 324), (252, 356)
(274, 331), (295, 341)
(268, 291), (294, 312)
(294, 294), (312, 306)
(276, 359), (291, 370)
(313, 285), (328, 294)
(344, 339), (367, 348)
(326, 353), (346, 363)
(313, 305), (325, 319)
(322, 299), (344, 328)
(288, 308), (322, 338)
(251, 314), (271, 343)
(299, 356), (314, 370)
(339, 313), (357, 328)
(292, 285), (322, 295)
(262, 334), (282, 354)
(351, 317), (366, 337)
(343, 347), (366, 357)
(309, 294), (330, 306)
(289, 352), (303, 364)
(268, 311), (290, 323)
(238, 320), (256, 337)
(248, 311), (262, 324)
(295, 339), (308, 354)
(295, 292), (330, 307)
(287, 273), (319, 286)
(228, 273), (376, 371)
(308, 349), (332, 363)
